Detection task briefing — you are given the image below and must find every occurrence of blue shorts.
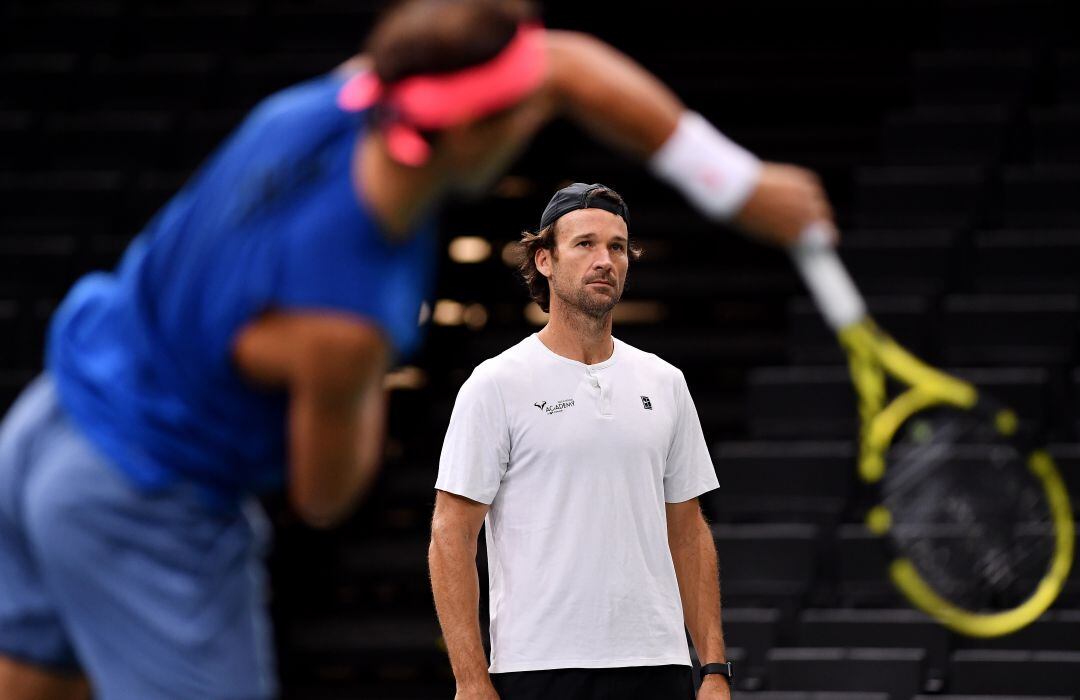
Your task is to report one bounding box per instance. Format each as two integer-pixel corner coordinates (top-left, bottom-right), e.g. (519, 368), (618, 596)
(0, 376), (277, 699)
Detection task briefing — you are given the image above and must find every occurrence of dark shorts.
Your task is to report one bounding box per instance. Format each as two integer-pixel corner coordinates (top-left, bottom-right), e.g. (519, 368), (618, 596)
(491, 665), (695, 700)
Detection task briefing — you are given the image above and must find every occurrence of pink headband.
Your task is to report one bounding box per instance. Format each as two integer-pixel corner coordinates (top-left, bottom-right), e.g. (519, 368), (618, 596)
(338, 23), (548, 166)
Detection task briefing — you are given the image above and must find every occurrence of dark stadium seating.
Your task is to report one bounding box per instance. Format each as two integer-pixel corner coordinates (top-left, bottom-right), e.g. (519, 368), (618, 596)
(795, 609), (950, 681)
(834, 525), (904, 607)
(952, 610), (1080, 652)
(939, 295), (1079, 365)
(0, 234), (78, 298)
(788, 295), (929, 364)
(706, 441), (853, 523)
(971, 230), (1080, 293)
(1058, 50), (1080, 103)
(746, 367), (1051, 438)
(881, 106), (1009, 166)
(908, 50), (1035, 105)
(2, 0), (1077, 697)
(711, 524), (819, 607)
(1027, 106), (1080, 164)
(766, 648), (925, 699)
(996, 165), (1080, 226)
(841, 230), (956, 295)
(850, 166), (985, 229)
(735, 694), (890, 700)
(949, 650), (1080, 695)
(723, 608), (782, 683)
(41, 110), (175, 170)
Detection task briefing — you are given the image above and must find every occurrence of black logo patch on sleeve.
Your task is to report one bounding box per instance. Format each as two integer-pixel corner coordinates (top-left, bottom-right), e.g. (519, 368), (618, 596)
(640, 396), (652, 410)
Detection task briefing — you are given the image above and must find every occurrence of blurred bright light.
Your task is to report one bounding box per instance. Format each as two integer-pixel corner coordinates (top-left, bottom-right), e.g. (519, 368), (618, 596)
(501, 241), (523, 268)
(494, 175), (533, 198)
(384, 366), (427, 391)
(524, 303), (548, 325)
(433, 299), (465, 326)
(463, 303), (488, 330)
(448, 236), (492, 263)
(417, 301), (431, 326)
(523, 301), (665, 326)
(612, 301), (667, 324)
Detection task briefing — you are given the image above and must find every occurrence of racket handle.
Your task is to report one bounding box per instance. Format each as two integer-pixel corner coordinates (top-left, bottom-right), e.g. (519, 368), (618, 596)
(789, 222), (867, 331)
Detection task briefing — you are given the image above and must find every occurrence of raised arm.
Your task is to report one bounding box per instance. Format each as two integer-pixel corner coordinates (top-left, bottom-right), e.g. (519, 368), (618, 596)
(544, 30), (834, 247)
(430, 490), (496, 699)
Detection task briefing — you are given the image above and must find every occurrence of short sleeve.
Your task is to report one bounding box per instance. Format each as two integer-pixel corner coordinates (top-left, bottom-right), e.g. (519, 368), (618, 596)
(273, 218), (436, 359)
(664, 370), (719, 503)
(435, 366), (511, 505)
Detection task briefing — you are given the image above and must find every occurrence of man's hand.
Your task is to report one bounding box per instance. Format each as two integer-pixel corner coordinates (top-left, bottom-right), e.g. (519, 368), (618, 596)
(733, 163), (836, 247)
(697, 674), (732, 700)
(454, 682), (500, 700)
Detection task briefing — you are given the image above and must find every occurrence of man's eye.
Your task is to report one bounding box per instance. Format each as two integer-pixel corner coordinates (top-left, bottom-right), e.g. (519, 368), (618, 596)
(612, 244), (625, 252)
(578, 241), (591, 247)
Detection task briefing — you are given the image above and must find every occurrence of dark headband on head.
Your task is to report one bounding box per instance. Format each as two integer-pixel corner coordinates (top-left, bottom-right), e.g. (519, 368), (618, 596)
(539, 182), (629, 231)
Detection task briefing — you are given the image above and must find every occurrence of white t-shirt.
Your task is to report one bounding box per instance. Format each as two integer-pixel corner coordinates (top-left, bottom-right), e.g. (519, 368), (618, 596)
(435, 334), (719, 673)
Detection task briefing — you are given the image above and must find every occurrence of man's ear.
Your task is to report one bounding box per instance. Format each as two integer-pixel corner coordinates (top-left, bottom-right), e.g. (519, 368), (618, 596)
(535, 247), (553, 279)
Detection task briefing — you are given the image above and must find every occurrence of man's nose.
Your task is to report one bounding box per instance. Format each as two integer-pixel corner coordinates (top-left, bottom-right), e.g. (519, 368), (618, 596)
(593, 250), (614, 270)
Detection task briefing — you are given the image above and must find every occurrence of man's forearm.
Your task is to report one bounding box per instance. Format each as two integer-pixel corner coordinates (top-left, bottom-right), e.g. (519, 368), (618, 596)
(429, 532), (492, 689)
(670, 518), (726, 663)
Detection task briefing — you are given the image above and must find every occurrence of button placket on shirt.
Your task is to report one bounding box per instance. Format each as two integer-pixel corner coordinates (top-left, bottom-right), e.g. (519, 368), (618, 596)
(587, 368), (613, 417)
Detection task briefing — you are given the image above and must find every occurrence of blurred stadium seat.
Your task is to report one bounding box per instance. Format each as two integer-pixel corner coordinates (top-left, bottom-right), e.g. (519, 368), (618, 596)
(1, 0), (1077, 697)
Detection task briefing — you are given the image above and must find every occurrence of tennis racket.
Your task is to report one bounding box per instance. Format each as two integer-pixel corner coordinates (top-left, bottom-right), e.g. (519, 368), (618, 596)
(789, 223), (1074, 637)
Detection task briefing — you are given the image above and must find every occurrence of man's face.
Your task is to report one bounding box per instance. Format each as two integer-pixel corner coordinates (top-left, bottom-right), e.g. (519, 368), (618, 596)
(537, 208), (630, 319)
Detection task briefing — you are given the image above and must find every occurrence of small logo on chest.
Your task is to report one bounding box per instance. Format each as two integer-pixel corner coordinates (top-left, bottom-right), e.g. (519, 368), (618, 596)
(533, 398), (575, 415)
(640, 395), (653, 410)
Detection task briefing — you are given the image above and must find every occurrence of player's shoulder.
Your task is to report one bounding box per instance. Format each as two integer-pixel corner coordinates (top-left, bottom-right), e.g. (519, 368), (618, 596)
(249, 73), (345, 124)
(467, 336), (536, 385)
(615, 337), (685, 382)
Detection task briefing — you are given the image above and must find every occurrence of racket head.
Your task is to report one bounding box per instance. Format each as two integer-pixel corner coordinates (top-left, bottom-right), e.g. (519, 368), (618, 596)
(865, 399), (1074, 637)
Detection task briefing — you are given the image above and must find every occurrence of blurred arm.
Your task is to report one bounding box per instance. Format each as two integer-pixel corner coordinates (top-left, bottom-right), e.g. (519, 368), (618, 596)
(429, 490), (498, 697)
(233, 312), (389, 528)
(544, 30), (834, 246)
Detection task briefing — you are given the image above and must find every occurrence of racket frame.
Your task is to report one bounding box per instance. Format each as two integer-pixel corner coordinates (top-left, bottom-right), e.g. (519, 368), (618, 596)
(789, 226), (1075, 637)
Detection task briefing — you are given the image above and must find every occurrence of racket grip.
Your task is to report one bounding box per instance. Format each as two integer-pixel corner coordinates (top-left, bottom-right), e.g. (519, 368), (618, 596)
(789, 222), (867, 331)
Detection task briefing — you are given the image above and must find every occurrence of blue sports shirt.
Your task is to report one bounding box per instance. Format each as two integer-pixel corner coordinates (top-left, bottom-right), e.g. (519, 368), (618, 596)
(47, 73), (437, 502)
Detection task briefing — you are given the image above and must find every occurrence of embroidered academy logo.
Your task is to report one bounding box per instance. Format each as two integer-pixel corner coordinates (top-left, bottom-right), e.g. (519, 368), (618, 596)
(640, 395), (653, 410)
(533, 398), (575, 415)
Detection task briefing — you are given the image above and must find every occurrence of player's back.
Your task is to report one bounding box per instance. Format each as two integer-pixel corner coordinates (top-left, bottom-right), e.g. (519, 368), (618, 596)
(45, 72), (436, 505)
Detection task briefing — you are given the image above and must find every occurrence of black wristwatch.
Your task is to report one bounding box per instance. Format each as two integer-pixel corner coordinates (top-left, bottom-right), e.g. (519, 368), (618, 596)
(700, 661), (734, 684)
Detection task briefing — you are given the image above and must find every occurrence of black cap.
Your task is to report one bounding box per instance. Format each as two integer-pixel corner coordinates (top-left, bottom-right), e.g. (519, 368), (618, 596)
(539, 182), (629, 231)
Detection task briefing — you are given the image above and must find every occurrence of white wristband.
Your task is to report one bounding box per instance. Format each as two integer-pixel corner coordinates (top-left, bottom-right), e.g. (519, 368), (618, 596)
(648, 111), (763, 221)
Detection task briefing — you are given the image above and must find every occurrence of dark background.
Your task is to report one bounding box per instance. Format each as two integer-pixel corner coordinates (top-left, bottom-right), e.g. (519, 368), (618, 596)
(2, 1), (1080, 698)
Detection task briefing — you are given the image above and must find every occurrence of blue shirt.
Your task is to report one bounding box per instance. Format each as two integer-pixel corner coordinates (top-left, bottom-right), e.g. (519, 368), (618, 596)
(46, 73), (437, 503)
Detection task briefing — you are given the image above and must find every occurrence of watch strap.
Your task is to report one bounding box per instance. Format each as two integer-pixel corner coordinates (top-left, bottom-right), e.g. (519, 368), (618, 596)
(700, 661), (734, 683)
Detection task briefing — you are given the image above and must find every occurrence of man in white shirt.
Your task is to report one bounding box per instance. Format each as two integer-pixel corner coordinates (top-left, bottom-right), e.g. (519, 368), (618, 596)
(430, 183), (731, 699)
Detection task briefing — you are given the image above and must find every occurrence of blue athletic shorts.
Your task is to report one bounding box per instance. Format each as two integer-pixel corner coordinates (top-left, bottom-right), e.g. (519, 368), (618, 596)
(0, 375), (277, 699)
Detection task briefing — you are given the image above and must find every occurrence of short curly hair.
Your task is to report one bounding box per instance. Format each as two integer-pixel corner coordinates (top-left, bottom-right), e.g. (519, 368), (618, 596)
(516, 186), (642, 313)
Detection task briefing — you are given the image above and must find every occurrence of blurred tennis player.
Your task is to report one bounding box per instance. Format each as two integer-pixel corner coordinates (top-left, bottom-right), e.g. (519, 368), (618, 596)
(0, 0), (832, 698)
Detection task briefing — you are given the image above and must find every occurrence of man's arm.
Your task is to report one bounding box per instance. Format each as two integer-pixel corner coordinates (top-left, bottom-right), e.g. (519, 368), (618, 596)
(667, 498), (730, 698)
(429, 490), (497, 699)
(232, 312), (390, 528)
(543, 30), (834, 247)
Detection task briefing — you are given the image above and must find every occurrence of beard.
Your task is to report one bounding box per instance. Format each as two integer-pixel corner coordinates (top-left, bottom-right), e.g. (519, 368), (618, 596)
(551, 271), (623, 319)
